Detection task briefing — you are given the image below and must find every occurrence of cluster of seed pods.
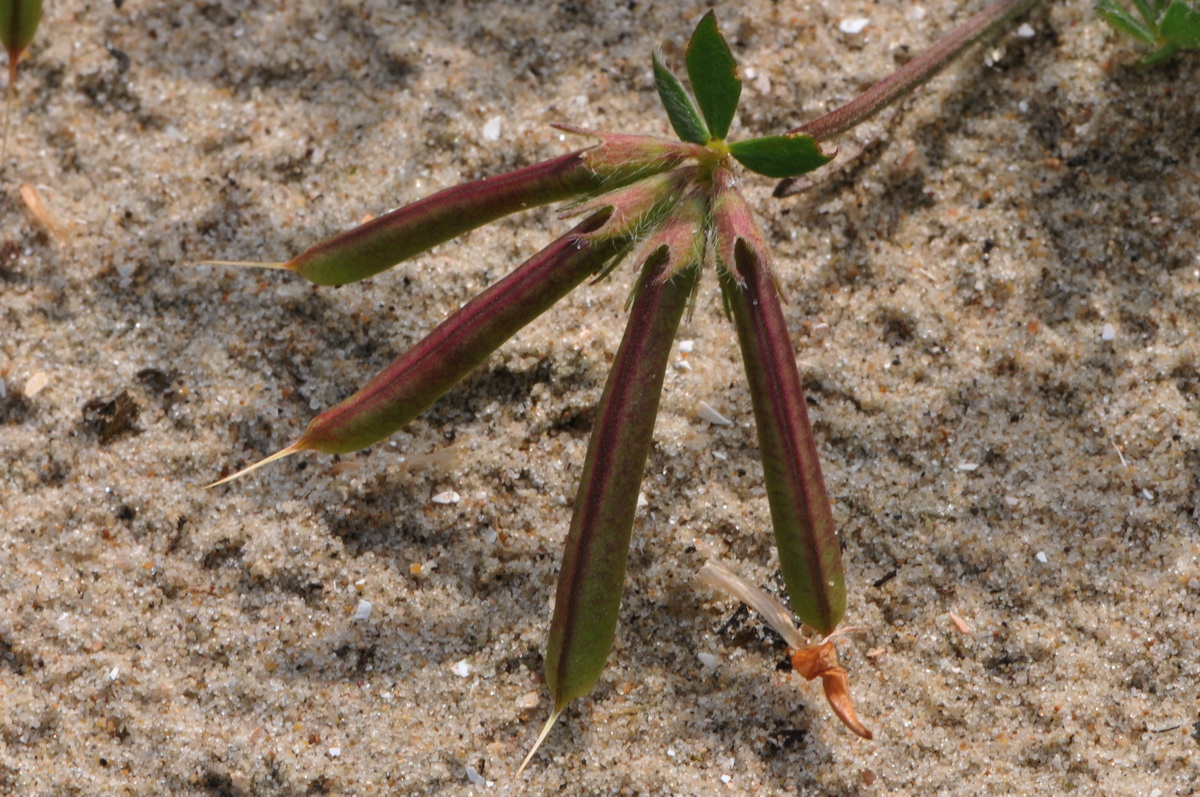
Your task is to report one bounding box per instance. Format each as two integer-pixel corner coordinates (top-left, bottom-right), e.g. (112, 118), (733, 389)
(202, 1), (1040, 767)
(204, 13), (858, 756)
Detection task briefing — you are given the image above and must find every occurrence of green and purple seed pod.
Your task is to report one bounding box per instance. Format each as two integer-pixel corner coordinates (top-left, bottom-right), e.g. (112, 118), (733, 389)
(544, 194), (707, 713)
(197, 131), (702, 286)
(714, 170), (846, 635)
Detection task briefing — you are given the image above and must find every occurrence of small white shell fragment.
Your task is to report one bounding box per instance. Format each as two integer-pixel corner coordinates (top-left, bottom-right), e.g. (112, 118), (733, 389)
(115, 261), (138, 279)
(481, 115), (502, 142)
(839, 17), (869, 34)
(697, 651), (719, 668)
(515, 690), (540, 709)
(327, 747), (341, 758)
(679, 339), (695, 354)
(1142, 488), (1154, 500)
(353, 599), (373, 622)
(957, 462), (979, 472)
(1035, 551), (1048, 564)
(107, 666), (120, 682)
(697, 401), (733, 426)
(1016, 22), (1035, 38)
(466, 767), (485, 786)
(721, 774), (733, 785)
(432, 490), (461, 505)
(451, 659), (471, 678)
(1004, 495), (1020, 507)
(672, 359), (693, 372)
(636, 491), (648, 509)
(24, 371), (49, 398)
(483, 527), (497, 544)
(1101, 323), (1115, 341)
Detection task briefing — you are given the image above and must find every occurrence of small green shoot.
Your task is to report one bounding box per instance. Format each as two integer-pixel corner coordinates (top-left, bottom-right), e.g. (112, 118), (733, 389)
(1097, 0), (1200, 63)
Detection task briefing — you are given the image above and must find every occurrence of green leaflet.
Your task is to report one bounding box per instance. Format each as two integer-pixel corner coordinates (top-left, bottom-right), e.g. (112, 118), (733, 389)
(652, 50), (709, 145)
(1161, 0), (1200, 47)
(729, 134), (834, 179)
(685, 11), (741, 141)
(1096, 0), (1158, 42)
(1097, 0), (1200, 63)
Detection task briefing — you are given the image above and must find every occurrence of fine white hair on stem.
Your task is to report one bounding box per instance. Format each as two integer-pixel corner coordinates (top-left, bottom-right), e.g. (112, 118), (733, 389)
(698, 559), (807, 649)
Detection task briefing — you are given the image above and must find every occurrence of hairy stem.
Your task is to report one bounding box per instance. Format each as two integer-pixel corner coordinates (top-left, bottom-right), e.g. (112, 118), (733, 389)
(792, 0), (1040, 143)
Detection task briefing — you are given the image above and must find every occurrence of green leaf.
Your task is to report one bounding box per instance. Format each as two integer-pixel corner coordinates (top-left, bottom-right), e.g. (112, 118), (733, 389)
(1160, 0), (1200, 47)
(685, 11), (741, 141)
(1096, 0), (1158, 43)
(1131, 0), (1161, 27)
(729, 135), (834, 179)
(652, 50), (709, 145)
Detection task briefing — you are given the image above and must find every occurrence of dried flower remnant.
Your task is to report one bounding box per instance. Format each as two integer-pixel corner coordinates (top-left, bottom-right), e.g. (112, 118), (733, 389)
(699, 559), (872, 739)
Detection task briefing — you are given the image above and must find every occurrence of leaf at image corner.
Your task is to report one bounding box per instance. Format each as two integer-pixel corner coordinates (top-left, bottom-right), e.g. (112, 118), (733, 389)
(729, 135), (834, 179)
(1160, 0), (1200, 47)
(652, 50), (710, 145)
(685, 11), (741, 141)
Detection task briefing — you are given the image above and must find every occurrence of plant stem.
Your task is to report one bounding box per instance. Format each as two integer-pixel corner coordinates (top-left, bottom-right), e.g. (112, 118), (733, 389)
(792, 0), (1041, 143)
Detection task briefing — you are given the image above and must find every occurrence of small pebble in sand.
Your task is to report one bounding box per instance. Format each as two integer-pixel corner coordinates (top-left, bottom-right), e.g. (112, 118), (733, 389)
(24, 371), (49, 398)
(466, 767), (485, 786)
(353, 599), (373, 622)
(1035, 551), (1048, 564)
(452, 659), (471, 678)
(481, 116), (502, 142)
(1016, 23), (1035, 38)
(327, 747), (341, 758)
(697, 651), (719, 668)
(697, 401), (733, 426)
(839, 17), (869, 35)
(1101, 323), (1115, 341)
(432, 490), (461, 505)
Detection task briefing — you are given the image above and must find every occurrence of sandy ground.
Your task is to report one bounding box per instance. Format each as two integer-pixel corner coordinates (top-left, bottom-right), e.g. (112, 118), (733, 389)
(2, 0), (1199, 794)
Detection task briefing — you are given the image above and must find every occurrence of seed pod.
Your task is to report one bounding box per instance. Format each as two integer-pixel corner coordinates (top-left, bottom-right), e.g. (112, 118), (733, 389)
(197, 133), (701, 286)
(280, 151), (603, 285)
(545, 253), (700, 713)
(714, 171), (846, 636)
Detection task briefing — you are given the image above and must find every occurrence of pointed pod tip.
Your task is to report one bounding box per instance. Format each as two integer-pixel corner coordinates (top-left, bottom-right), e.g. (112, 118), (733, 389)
(512, 705), (565, 785)
(206, 443), (304, 489)
(183, 259), (292, 272)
